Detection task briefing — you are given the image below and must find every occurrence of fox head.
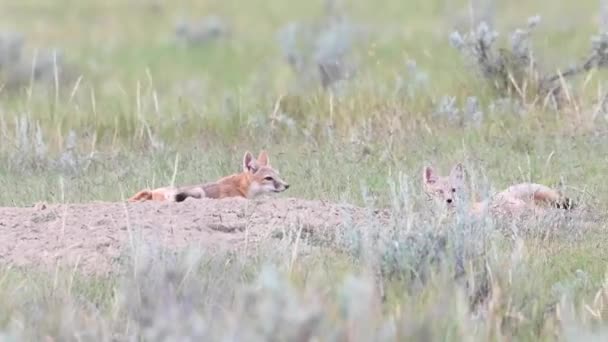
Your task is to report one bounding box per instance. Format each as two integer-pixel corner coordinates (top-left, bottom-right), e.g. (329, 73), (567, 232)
(422, 163), (465, 208)
(243, 150), (290, 197)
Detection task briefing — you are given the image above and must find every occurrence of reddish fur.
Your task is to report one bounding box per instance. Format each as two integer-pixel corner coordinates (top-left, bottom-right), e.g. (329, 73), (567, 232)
(204, 172), (255, 199)
(127, 172), (255, 202)
(128, 189), (172, 202)
(128, 150), (288, 202)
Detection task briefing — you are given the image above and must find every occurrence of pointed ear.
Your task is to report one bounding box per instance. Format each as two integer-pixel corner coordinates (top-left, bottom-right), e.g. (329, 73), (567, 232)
(449, 163), (465, 185)
(423, 166), (438, 185)
(257, 150), (269, 167)
(243, 151), (258, 172)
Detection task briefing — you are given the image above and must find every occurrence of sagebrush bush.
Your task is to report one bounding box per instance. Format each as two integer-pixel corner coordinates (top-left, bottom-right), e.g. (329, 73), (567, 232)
(451, 16), (608, 107)
(277, 2), (360, 92)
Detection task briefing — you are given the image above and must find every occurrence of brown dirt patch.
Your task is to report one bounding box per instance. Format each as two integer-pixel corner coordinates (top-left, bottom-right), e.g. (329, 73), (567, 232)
(0, 197), (390, 275)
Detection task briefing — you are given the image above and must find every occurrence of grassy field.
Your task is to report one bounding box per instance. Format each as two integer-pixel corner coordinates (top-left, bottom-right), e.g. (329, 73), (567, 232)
(0, 0), (607, 340)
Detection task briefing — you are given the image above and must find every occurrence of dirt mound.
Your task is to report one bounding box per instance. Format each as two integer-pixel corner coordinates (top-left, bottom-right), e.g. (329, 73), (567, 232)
(0, 197), (389, 275)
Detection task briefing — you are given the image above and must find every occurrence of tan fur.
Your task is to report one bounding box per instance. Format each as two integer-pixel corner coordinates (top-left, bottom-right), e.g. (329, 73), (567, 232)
(129, 187), (177, 201)
(128, 150), (289, 202)
(423, 163), (572, 218)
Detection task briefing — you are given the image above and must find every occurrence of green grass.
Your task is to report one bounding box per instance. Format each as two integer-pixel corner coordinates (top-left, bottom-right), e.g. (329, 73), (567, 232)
(0, 0), (607, 340)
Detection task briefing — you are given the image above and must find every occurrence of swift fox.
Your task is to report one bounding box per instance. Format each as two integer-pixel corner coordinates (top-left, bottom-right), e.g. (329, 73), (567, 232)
(422, 163), (573, 218)
(129, 150), (289, 202)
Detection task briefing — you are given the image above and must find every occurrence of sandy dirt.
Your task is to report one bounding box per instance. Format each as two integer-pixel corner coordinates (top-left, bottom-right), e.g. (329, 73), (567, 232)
(0, 197), (390, 275)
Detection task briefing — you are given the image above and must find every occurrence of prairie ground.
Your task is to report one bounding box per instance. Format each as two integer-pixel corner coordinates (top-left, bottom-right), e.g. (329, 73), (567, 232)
(0, 0), (607, 340)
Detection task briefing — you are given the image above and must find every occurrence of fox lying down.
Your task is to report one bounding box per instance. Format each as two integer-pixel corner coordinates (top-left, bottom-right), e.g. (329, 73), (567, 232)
(129, 150), (289, 202)
(423, 163), (573, 218)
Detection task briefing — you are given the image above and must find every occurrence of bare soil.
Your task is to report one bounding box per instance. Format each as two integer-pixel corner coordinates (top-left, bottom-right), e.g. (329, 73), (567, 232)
(0, 197), (390, 275)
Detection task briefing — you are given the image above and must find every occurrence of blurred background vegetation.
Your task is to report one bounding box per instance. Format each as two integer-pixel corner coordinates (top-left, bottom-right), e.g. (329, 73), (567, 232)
(0, 0), (606, 206)
(0, 2), (607, 339)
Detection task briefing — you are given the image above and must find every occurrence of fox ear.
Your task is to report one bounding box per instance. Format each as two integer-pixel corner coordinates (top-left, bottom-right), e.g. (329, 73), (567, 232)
(243, 151), (258, 172)
(449, 163), (465, 185)
(257, 150), (270, 167)
(423, 166), (438, 185)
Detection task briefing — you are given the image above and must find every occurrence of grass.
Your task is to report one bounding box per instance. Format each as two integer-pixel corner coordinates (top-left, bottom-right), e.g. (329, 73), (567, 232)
(0, 0), (607, 340)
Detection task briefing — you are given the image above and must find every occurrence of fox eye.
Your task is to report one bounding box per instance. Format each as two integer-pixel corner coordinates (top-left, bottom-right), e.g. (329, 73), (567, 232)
(264, 176), (273, 181)
(451, 188), (456, 193)
(437, 189), (444, 195)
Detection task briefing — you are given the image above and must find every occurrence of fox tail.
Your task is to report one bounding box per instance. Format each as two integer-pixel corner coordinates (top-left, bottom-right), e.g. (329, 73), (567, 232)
(128, 189), (154, 202)
(502, 183), (574, 210)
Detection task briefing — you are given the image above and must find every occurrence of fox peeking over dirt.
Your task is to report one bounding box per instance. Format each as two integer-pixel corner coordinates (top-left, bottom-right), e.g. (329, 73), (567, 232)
(423, 163), (573, 218)
(129, 150), (289, 202)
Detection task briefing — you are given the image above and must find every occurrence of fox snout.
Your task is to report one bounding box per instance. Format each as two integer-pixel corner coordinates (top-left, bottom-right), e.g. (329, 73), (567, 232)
(444, 194), (456, 207)
(274, 180), (290, 192)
